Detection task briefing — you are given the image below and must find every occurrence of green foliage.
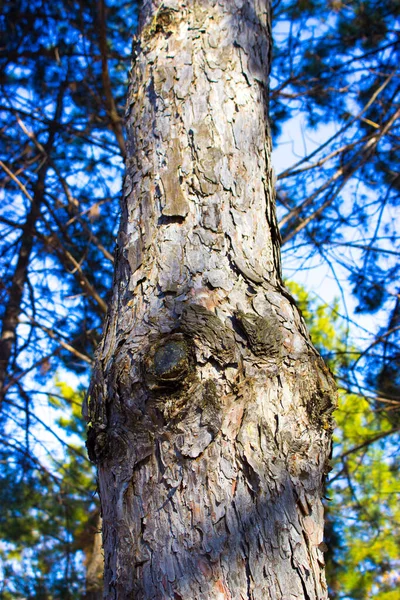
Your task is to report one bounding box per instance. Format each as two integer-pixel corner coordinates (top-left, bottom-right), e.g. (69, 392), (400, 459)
(289, 281), (400, 600)
(286, 280), (355, 371)
(0, 383), (97, 598)
(327, 391), (400, 599)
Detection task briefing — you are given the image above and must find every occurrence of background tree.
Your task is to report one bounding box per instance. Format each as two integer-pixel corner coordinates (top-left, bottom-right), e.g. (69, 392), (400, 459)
(0, 0), (136, 406)
(272, 0), (400, 414)
(0, 384), (101, 599)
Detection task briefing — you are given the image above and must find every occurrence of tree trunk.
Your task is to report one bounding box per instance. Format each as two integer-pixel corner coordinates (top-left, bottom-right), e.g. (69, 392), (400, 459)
(84, 512), (105, 600)
(87, 1), (337, 598)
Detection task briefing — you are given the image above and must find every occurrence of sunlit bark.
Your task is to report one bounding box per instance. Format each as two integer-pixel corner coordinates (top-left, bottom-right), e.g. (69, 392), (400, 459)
(87, 1), (336, 598)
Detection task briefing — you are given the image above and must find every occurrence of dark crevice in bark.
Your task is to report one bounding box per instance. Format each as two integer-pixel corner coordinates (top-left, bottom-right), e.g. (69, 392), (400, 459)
(244, 545), (253, 600)
(294, 554), (312, 600)
(154, 438), (167, 479)
(238, 453), (260, 495)
(158, 214), (186, 226)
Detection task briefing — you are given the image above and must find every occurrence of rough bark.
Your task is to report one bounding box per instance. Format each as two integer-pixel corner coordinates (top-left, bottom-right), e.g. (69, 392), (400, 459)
(87, 1), (337, 598)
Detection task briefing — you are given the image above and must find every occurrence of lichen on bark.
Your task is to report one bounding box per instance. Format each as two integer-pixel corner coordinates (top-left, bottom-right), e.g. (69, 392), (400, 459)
(87, 1), (337, 598)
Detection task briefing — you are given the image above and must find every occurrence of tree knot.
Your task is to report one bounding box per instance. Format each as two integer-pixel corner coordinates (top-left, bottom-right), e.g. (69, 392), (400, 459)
(144, 334), (193, 390)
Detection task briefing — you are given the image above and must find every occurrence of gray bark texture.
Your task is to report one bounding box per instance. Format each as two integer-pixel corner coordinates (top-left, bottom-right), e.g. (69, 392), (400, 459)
(87, 1), (337, 598)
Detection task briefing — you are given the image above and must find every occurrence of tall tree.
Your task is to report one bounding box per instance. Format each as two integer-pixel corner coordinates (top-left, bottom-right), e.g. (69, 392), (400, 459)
(87, 1), (337, 597)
